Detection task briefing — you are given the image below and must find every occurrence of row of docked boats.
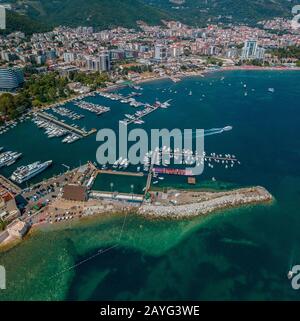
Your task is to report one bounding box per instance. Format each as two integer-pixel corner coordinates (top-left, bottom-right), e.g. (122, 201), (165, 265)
(51, 106), (85, 120)
(74, 101), (110, 115)
(99, 91), (144, 108)
(0, 149), (22, 168)
(62, 133), (81, 144)
(120, 100), (171, 125)
(141, 147), (240, 170)
(31, 117), (82, 144)
(0, 115), (32, 136)
(0, 120), (18, 135)
(112, 157), (130, 170)
(32, 117), (68, 138)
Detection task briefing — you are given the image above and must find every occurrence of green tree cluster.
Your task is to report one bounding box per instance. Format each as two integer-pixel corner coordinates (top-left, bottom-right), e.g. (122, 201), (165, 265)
(119, 65), (153, 75)
(270, 46), (300, 60)
(70, 72), (109, 90)
(23, 72), (71, 107)
(0, 219), (7, 231)
(0, 92), (31, 120)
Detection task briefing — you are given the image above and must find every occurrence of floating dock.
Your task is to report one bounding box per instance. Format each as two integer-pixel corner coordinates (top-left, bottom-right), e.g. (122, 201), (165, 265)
(97, 170), (144, 177)
(153, 168), (193, 176)
(125, 106), (159, 125)
(145, 151), (156, 193)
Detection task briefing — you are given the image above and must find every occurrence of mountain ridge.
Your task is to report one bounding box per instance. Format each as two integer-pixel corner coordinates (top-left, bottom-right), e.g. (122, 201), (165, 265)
(3, 0), (298, 34)
(144, 0), (297, 25)
(9, 0), (170, 31)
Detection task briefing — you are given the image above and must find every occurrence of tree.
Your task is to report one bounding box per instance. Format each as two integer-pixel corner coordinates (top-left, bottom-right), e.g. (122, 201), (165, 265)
(0, 219), (7, 231)
(0, 93), (15, 117)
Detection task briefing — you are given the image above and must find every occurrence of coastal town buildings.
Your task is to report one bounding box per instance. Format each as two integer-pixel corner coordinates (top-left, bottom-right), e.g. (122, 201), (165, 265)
(0, 18), (298, 81)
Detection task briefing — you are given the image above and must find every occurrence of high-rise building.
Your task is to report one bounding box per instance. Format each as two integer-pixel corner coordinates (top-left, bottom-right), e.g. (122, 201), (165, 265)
(154, 44), (168, 62)
(85, 53), (111, 72)
(241, 40), (265, 60)
(63, 52), (76, 63)
(255, 47), (266, 60)
(110, 49), (125, 61)
(0, 68), (24, 92)
(99, 52), (111, 72)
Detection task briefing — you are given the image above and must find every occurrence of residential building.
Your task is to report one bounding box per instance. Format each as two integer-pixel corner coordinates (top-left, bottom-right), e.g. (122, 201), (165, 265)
(0, 68), (24, 92)
(154, 44), (168, 62)
(241, 40), (265, 60)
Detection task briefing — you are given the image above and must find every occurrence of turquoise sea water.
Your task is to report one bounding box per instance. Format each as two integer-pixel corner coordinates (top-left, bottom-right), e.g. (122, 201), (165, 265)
(0, 70), (300, 300)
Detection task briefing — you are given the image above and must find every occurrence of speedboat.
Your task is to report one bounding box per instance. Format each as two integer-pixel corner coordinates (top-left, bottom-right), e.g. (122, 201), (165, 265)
(223, 126), (233, 131)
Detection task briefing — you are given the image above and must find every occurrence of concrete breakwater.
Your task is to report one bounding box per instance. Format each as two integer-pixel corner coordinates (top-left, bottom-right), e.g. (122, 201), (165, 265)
(139, 187), (273, 219)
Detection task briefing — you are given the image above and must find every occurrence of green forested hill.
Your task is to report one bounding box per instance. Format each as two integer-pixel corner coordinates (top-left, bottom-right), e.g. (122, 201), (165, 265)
(3, 0), (298, 35)
(13, 0), (170, 30)
(0, 9), (49, 35)
(144, 0), (297, 25)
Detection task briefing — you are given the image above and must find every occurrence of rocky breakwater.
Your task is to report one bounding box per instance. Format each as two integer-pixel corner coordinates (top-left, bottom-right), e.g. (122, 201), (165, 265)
(138, 186), (273, 219)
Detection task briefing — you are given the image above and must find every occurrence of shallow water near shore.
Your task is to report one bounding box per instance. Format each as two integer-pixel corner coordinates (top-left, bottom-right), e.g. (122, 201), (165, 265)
(1, 70), (300, 300)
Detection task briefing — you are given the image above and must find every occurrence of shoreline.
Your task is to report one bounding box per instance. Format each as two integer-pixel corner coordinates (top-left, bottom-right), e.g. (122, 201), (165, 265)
(15, 65), (300, 115)
(134, 66), (300, 85)
(138, 186), (274, 219)
(0, 185), (274, 251)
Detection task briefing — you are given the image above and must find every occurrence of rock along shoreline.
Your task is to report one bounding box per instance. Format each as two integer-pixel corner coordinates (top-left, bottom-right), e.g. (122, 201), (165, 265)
(138, 186), (273, 219)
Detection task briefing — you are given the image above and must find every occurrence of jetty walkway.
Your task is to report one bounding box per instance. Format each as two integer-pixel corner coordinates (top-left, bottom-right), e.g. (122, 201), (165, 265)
(36, 112), (96, 137)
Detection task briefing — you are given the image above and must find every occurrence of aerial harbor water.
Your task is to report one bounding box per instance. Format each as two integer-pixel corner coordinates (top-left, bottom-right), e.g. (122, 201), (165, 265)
(0, 70), (300, 300)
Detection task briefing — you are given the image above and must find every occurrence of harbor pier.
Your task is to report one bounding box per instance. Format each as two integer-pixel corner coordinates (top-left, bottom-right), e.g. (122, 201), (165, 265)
(97, 170), (144, 177)
(125, 106), (159, 125)
(36, 112), (96, 137)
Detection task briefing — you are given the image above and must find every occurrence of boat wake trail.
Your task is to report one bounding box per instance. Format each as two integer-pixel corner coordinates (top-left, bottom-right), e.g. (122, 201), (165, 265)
(181, 126), (233, 139)
(204, 128), (227, 137)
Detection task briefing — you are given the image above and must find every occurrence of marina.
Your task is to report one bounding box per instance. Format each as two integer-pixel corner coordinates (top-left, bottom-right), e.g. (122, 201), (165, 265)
(0, 71), (292, 192)
(0, 73), (247, 192)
